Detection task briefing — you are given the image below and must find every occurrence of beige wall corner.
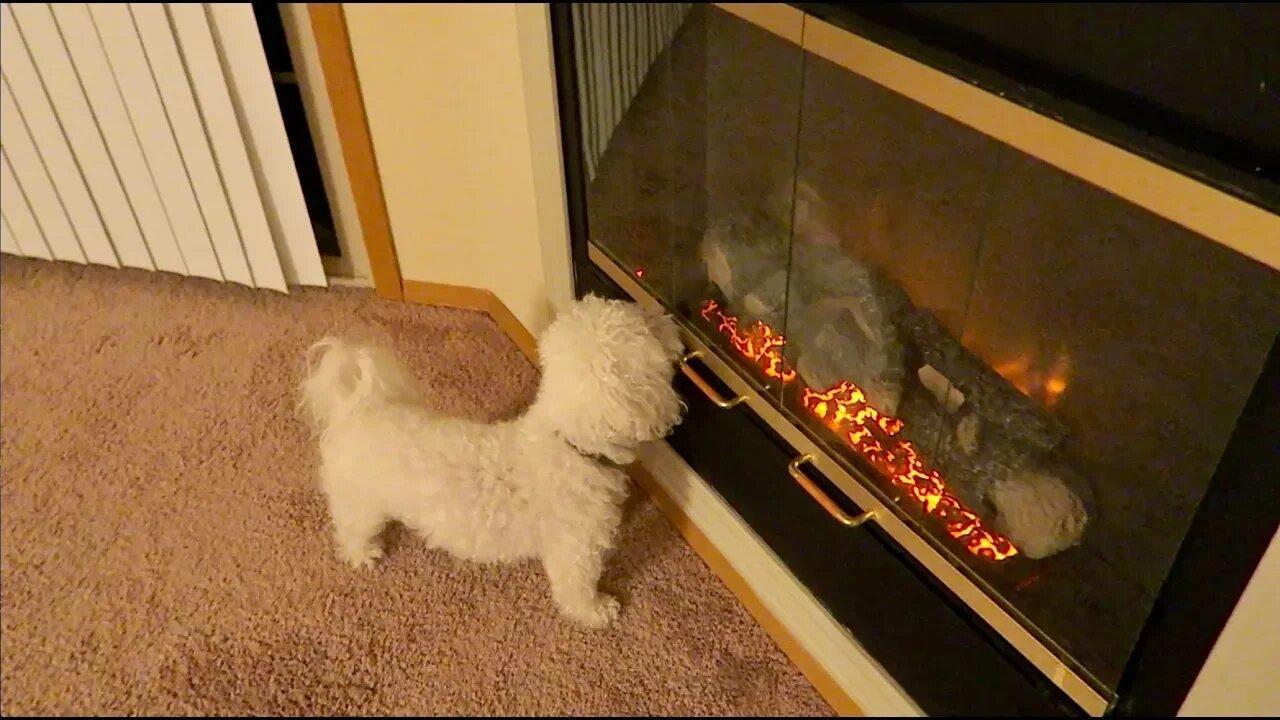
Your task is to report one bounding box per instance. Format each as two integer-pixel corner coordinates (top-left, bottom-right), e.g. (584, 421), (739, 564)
(342, 2), (572, 337)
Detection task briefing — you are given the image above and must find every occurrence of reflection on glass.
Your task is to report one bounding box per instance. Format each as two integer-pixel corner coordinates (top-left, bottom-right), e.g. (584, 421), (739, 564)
(691, 5), (806, 404)
(577, 4), (804, 402)
(573, 4), (696, 313)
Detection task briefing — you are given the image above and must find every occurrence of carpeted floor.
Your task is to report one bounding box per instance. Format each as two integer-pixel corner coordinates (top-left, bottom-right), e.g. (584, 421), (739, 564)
(0, 257), (831, 716)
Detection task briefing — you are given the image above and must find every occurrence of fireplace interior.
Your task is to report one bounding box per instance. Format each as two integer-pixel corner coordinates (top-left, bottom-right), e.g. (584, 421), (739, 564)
(559, 4), (1280, 715)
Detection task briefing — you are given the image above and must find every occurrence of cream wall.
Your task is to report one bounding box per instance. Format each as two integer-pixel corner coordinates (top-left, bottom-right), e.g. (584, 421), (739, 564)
(343, 3), (572, 334)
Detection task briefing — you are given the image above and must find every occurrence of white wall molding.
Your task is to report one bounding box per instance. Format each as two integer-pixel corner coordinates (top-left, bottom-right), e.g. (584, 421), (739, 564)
(515, 3), (574, 323)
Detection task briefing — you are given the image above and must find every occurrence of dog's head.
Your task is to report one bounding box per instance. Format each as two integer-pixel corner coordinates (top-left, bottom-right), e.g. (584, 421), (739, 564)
(529, 294), (685, 464)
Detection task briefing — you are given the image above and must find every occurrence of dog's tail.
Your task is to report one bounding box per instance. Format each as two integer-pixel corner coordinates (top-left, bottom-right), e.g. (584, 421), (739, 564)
(300, 337), (423, 435)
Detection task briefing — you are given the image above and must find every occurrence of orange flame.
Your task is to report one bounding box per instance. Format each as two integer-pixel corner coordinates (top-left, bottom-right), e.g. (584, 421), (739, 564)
(993, 351), (1071, 409)
(700, 299), (1018, 561)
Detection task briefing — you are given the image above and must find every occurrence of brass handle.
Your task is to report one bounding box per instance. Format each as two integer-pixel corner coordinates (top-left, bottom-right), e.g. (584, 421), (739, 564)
(679, 351), (747, 409)
(788, 454), (877, 528)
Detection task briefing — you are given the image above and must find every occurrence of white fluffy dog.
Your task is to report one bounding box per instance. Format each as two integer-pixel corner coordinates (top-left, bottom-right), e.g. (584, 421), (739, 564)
(300, 295), (685, 627)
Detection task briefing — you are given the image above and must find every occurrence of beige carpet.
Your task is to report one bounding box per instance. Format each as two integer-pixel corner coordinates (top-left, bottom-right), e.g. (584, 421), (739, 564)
(0, 257), (830, 716)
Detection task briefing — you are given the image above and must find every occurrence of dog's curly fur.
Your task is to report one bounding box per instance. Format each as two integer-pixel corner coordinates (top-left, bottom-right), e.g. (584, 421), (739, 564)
(300, 295), (685, 627)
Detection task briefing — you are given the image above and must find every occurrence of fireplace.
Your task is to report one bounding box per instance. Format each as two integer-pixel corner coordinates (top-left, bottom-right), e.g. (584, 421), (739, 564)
(552, 4), (1280, 716)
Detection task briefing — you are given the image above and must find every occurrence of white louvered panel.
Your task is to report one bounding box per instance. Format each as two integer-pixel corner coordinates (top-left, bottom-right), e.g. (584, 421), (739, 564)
(132, 2), (251, 286)
(89, 2), (222, 281)
(9, 2), (153, 271)
(0, 153), (54, 260)
(3, 2), (329, 293)
(0, 213), (17, 255)
(0, 79), (85, 264)
(51, 2), (185, 275)
(207, 2), (326, 287)
(1, 3), (116, 267)
(571, 4), (693, 181)
(169, 2), (286, 292)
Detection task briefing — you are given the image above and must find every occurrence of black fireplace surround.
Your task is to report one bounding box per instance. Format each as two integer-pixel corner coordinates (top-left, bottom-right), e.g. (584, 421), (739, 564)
(550, 5), (1280, 716)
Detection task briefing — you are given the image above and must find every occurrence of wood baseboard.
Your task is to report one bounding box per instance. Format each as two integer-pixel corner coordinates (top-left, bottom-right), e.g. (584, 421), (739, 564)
(401, 279), (539, 363)
(627, 458), (866, 717)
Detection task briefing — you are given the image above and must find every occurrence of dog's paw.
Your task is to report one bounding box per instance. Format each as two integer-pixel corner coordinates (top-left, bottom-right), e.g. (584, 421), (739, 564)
(339, 544), (384, 570)
(568, 593), (620, 629)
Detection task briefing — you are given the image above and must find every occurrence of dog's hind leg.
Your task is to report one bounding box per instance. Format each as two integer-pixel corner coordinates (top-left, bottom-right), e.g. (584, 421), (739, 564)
(328, 496), (387, 569)
(541, 538), (619, 628)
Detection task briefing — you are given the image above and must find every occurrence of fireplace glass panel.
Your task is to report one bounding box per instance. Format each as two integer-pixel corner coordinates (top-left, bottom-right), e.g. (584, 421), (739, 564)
(572, 2), (1280, 701)
(779, 32), (1280, 693)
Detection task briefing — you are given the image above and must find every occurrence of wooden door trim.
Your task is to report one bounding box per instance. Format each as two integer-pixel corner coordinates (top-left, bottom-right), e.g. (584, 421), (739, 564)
(305, 3), (403, 299)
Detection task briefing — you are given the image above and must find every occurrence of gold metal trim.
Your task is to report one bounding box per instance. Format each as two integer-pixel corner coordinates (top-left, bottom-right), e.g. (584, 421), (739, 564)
(680, 350), (749, 408)
(788, 454), (877, 527)
(589, 243), (1112, 716)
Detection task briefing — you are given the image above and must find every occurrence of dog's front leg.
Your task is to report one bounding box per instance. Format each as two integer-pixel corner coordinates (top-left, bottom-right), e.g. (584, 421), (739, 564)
(541, 536), (619, 628)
